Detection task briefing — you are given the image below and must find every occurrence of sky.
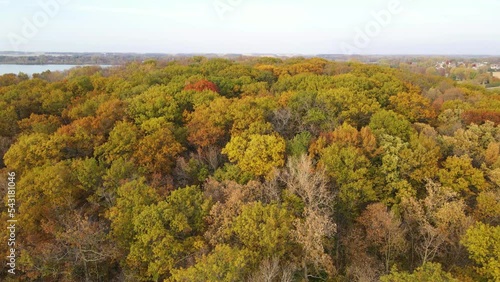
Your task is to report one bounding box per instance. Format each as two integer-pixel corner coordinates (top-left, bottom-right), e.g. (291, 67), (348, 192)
(0, 0), (499, 55)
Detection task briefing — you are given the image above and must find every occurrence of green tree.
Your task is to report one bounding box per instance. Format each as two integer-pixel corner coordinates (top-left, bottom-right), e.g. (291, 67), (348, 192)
(287, 131), (313, 158)
(316, 87), (381, 127)
(40, 88), (75, 115)
(461, 223), (500, 281)
(0, 101), (18, 136)
(232, 202), (295, 258)
(108, 178), (160, 253)
(94, 121), (139, 164)
(369, 110), (414, 142)
(127, 85), (180, 124)
(170, 245), (256, 282)
(319, 143), (376, 217)
(380, 263), (459, 282)
(126, 185), (211, 281)
(438, 155), (487, 197)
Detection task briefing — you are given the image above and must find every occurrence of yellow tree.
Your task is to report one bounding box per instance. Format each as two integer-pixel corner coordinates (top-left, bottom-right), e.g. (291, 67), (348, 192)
(126, 185), (211, 281)
(133, 124), (184, 177)
(389, 91), (436, 122)
(438, 155), (487, 197)
(186, 97), (232, 148)
(222, 133), (286, 179)
(461, 223), (500, 281)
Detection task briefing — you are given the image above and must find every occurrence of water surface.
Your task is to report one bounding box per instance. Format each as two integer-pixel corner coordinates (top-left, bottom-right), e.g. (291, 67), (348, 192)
(0, 64), (112, 76)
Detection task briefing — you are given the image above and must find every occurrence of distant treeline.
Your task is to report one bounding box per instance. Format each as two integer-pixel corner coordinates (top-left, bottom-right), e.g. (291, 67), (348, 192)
(0, 53), (178, 65)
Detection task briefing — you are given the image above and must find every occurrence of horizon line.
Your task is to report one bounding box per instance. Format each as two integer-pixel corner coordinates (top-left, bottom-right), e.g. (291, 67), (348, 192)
(1, 51), (499, 57)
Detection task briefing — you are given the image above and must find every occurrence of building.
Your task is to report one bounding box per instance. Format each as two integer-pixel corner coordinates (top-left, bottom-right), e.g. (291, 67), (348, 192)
(490, 64), (500, 71)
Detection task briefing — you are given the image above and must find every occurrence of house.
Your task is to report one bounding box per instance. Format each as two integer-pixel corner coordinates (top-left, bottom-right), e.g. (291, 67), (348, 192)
(435, 61), (445, 69)
(472, 63), (486, 70)
(490, 64), (500, 71)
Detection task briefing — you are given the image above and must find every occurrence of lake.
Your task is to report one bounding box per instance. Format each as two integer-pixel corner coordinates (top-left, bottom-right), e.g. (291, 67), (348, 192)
(0, 64), (113, 76)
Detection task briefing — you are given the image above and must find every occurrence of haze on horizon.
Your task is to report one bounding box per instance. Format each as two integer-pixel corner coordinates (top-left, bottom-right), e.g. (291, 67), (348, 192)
(0, 0), (499, 55)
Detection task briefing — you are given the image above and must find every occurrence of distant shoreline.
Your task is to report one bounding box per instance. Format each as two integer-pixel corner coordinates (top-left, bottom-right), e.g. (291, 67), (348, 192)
(0, 63), (118, 66)
(1, 53), (499, 68)
(0, 64), (114, 76)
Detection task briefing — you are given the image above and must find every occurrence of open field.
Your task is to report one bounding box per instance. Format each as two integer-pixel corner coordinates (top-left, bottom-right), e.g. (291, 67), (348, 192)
(493, 72), (500, 79)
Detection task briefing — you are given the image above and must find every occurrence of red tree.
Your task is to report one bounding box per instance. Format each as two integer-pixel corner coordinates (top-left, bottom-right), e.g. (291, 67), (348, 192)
(462, 110), (500, 125)
(184, 79), (220, 93)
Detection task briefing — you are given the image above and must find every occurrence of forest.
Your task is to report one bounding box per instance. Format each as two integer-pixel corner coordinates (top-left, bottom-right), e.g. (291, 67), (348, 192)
(0, 56), (499, 281)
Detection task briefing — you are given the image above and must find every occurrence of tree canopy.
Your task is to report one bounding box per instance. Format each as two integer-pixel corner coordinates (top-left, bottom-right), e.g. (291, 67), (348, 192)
(1, 57), (499, 281)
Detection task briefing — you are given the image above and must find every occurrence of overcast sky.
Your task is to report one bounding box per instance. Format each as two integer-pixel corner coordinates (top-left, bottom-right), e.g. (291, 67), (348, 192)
(0, 0), (499, 55)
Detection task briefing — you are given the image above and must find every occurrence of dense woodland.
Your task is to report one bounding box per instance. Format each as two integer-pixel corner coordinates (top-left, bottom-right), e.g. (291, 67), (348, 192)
(0, 57), (499, 281)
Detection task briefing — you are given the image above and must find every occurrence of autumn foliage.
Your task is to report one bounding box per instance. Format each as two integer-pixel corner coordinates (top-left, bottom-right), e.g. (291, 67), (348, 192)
(0, 57), (499, 281)
(462, 109), (500, 125)
(184, 79), (220, 93)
